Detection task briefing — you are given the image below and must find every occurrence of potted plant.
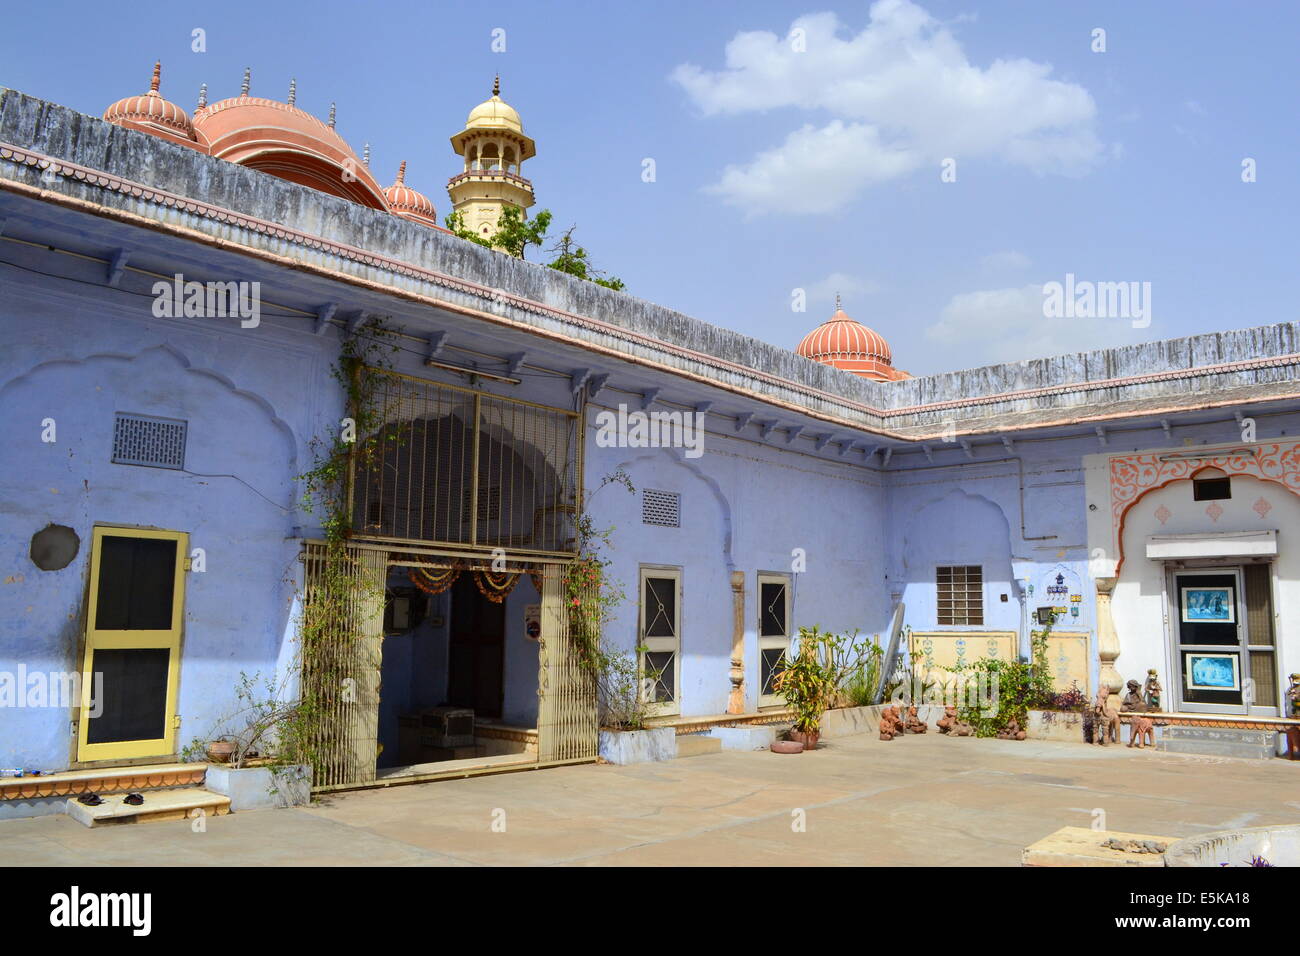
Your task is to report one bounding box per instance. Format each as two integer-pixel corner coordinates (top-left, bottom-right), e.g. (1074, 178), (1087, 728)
(774, 627), (837, 750)
(205, 738), (237, 763)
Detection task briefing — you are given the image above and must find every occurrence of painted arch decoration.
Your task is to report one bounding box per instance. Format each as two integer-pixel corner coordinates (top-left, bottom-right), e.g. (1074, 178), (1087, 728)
(1108, 440), (1300, 570)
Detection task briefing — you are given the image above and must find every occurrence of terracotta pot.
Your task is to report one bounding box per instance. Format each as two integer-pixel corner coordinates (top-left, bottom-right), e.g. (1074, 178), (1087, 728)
(770, 740), (804, 754)
(790, 730), (819, 751)
(206, 740), (236, 763)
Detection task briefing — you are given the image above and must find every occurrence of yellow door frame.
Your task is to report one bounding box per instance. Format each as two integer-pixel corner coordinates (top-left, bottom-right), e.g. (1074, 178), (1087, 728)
(77, 526), (188, 762)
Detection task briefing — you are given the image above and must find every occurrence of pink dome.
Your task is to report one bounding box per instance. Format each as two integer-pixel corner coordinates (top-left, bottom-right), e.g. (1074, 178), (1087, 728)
(103, 62), (199, 148)
(796, 307), (908, 382)
(383, 161), (439, 228)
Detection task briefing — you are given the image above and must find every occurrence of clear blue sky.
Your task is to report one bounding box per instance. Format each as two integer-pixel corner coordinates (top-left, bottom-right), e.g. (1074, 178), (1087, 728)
(3, 0), (1296, 375)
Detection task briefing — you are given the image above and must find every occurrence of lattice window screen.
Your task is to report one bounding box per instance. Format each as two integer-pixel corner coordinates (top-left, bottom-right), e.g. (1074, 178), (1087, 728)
(642, 489), (680, 528)
(937, 565), (983, 626)
(111, 413), (187, 470)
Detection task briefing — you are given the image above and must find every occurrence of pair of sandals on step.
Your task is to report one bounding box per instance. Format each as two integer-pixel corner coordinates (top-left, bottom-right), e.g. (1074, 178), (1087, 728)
(77, 792), (144, 806)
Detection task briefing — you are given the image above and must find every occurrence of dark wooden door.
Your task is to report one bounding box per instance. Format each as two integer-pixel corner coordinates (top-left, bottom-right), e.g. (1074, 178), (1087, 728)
(448, 574), (505, 718)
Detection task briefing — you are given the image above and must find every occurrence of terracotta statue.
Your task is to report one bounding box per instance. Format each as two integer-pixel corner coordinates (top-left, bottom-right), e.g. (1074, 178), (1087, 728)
(996, 718), (1027, 741)
(1092, 686), (1121, 746)
(1128, 715), (1155, 749)
(879, 705), (905, 740)
(905, 705), (928, 734)
(949, 717), (975, 737)
(1143, 670), (1163, 712)
(937, 705), (957, 734)
(1121, 679), (1148, 713)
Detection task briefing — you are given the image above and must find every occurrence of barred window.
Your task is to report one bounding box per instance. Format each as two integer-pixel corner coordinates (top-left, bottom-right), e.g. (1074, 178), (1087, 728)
(937, 565), (983, 626)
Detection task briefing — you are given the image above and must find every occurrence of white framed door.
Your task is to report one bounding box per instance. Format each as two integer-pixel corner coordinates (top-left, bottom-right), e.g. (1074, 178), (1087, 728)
(639, 566), (681, 717)
(1167, 566), (1275, 715)
(757, 571), (791, 708)
(77, 526), (188, 763)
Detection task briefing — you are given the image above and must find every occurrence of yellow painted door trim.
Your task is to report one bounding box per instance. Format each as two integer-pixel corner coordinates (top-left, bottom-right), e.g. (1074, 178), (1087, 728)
(76, 526), (187, 762)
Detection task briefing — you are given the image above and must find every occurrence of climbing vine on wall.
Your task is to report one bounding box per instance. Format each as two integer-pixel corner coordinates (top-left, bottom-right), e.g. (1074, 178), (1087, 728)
(562, 469), (654, 729)
(289, 318), (401, 770)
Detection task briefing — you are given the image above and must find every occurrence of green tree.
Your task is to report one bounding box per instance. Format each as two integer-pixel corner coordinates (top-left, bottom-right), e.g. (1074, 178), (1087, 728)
(444, 210), (626, 290)
(546, 226), (626, 290)
(444, 206), (552, 260)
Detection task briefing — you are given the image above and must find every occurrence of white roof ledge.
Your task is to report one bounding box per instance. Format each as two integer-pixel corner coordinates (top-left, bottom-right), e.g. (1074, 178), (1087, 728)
(1146, 529), (1278, 559)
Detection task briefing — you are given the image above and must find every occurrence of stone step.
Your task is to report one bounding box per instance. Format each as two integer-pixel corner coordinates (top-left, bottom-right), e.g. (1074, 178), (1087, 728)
(66, 788), (231, 828)
(0, 762), (205, 803)
(1160, 726), (1277, 745)
(1157, 736), (1277, 760)
(675, 734), (723, 758)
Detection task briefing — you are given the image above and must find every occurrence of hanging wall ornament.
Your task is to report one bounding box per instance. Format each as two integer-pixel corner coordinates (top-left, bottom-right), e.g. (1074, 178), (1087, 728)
(408, 563), (461, 595)
(474, 568), (520, 604)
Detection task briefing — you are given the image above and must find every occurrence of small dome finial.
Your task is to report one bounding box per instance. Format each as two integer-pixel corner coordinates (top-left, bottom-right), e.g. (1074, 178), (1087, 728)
(835, 292), (841, 312)
(288, 78), (296, 106)
(197, 82), (208, 109)
(328, 102), (336, 128)
(363, 142), (370, 167)
(240, 67), (251, 97)
(150, 61), (162, 94)
(396, 160), (407, 184)
(493, 74), (500, 97)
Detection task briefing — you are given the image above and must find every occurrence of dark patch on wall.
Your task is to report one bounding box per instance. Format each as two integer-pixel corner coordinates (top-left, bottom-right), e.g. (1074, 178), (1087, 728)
(30, 523), (79, 571)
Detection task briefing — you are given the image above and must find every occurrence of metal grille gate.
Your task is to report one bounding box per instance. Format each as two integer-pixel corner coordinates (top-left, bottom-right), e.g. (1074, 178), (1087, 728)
(537, 565), (599, 762)
(298, 370), (596, 791)
(299, 542), (385, 789)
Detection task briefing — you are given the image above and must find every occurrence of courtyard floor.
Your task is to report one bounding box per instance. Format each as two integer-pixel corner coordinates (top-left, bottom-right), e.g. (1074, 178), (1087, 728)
(3, 732), (1298, 866)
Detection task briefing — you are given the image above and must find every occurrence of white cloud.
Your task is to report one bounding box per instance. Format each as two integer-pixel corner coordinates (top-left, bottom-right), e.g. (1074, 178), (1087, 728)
(980, 250), (1032, 272)
(925, 283), (1144, 367)
(674, 0), (1103, 214)
(707, 121), (918, 215)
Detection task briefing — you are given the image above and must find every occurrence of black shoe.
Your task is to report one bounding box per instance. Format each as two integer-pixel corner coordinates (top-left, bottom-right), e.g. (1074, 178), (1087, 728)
(77, 793), (103, 806)
(124, 793), (144, 806)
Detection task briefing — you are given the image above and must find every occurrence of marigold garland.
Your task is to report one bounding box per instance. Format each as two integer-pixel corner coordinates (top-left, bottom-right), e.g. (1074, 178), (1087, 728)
(408, 564), (461, 595)
(473, 568), (520, 603)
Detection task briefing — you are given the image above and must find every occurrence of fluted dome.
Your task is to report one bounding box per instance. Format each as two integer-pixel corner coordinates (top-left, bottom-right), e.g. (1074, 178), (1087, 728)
(384, 161), (439, 228)
(193, 80), (388, 210)
(796, 307), (908, 382)
(103, 62), (198, 148)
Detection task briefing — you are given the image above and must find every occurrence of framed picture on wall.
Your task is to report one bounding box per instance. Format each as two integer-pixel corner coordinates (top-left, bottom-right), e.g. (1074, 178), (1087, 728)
(1180, 586), (1235, 624)
(1185, 652), (1240, 691)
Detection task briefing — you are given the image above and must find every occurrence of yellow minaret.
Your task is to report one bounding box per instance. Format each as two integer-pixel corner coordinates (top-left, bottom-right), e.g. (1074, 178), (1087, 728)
(448, 75), (537, 242)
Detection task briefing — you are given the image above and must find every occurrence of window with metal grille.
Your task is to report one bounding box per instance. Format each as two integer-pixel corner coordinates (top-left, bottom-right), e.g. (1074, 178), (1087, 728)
(111, 413), (187, 470)
(350, 370), (580, 555)
(760, 647), (786, 697)
(937, 565), (983, 626)
(759, 580), (788, 638)
(642, 489), (680, 528)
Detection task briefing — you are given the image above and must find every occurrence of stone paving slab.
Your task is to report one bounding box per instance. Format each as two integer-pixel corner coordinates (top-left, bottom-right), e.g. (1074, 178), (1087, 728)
(1, 733), (1296, 866)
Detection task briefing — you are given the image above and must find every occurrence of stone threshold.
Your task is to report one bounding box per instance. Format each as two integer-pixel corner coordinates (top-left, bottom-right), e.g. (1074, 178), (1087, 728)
(0, 762), (206, 801)
(643, 710), (794, 736)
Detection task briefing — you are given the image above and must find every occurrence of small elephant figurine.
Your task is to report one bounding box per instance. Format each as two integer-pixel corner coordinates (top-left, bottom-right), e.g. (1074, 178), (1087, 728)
(1128, 715), (1155, 749)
